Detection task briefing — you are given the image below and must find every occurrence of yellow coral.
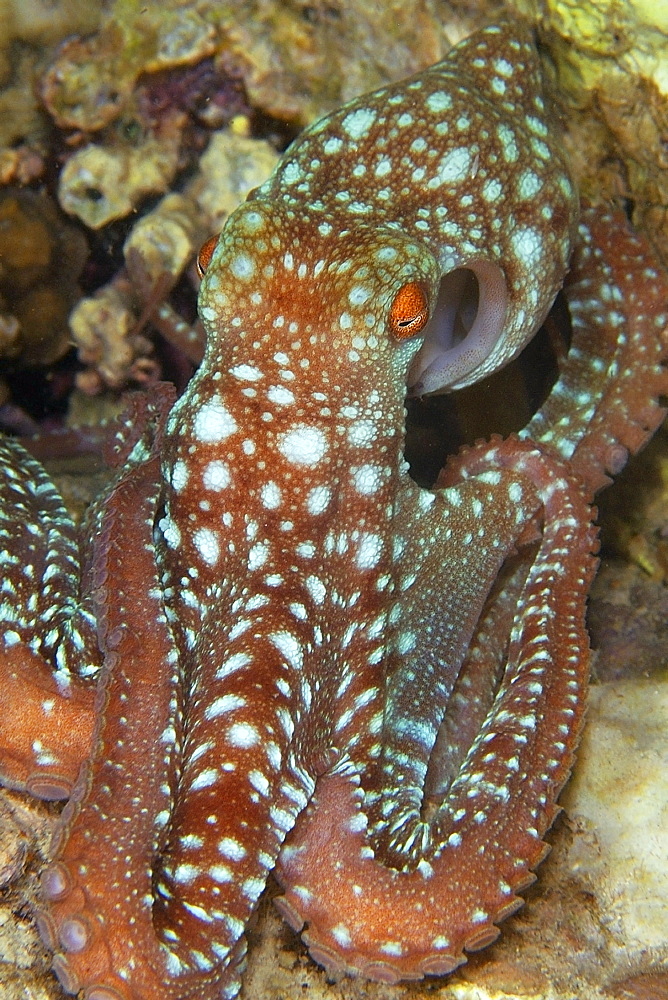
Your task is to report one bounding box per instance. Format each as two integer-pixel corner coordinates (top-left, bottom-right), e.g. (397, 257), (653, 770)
(59, 136), (180, 228)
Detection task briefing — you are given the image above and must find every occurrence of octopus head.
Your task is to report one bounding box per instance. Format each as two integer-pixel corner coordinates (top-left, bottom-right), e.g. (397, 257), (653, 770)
(197, 201), (445, 403)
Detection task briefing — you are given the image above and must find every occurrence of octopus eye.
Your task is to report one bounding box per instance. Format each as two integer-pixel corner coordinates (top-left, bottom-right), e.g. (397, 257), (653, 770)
(197, 234), (219, 277)
(389, 281), (430, 340)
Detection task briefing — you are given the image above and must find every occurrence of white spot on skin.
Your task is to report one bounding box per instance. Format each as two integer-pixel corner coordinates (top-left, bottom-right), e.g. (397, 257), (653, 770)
(356, 533), (383, 569)
(249, 769), (270, 796)
(215, 652), (252, 680)
(205, 693), (246, 719)
(517, 170), (542, 199)
(230, 363), (263, 381)
(494, 57), (513, 76)
(349, 284), (372, 306)
(260, 482), (282, 509)
(305, 575), (327, 604)
(306, 485), (331, 515)
(341, 107), (377, 140)
(193, 396), (238, 443)
(267, 385), (295, 406)
(230, 253), (255, 280)
(241, 210), (265, 232)
(498, 123), (518, 162)
(380, 942), (403, 957)
(269, 631), (304, 669)
(353, 465), (383, 495)
(482, 178), (503, 202)
(426, 91), (452, 113)
(278, 425), (328, 466)
(193, 527), (220, 566)
(323, 137), (343, 155)
(429, 147), (471, 187)
(171, 460), (188, 491)
(218, 837), (247, 861)
(190, 768), (218, 790)
(202, 460), (231, 491)
(159, 516), (181, 550)
(248, 542), (269, 570)
(347, 420), (376, 447)
(331, 923), (352, 948)
(209, 865), (233, 883)
(226, 723), (260, 748)
(512, 227), (543, 268)
(282, 161), (302, 184)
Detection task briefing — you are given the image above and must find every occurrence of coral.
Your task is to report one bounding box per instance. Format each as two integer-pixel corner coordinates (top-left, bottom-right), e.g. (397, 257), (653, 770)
(0, 190), (87, 368)
(189, 122), (280, 231)
(68, 125), (279, 390)
(69, 276), (147, 393)
(219, 0), (452, 123)
(0, 55), (49, 185)
(58, 130), (182, 229)
(40, 3), (219, 132)
(38, 0), (457, 133)
(2, 0), (101, 49)
(53, 45), (253, 230)
(512, 0), (668, 259)
(0, 1), (103, 181)
(563, 679), (668, 954)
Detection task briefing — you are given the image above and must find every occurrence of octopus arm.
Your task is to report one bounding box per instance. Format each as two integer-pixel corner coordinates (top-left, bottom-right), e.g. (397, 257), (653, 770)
(523, 205), (668, 492)
(352, 468), (546, 868)
(0, 641), (95, 799)
(0, 437), (99, 798)
(275, 438), (598, 984)
(37, 453), (196, 1000)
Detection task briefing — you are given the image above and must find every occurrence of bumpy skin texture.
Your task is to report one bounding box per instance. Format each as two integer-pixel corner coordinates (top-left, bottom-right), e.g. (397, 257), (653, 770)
(1, 21), (668, 1000)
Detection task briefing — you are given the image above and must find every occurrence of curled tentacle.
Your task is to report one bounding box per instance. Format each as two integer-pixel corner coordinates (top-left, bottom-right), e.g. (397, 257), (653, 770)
(523, 204), (668, 493)
(276, 437), (597, 982)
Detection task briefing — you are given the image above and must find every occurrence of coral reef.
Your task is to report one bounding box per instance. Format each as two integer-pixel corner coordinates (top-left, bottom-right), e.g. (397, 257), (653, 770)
(0, 189), (87, 367)
(1, 0), (665, 403)
(515, 0), (668, 258)
(0, 0), (103, 182)
(58, 133), (182, 230)
(68, 124), (279, 392)
(39, 0), (455, 132)
(0, 3), (667, 997)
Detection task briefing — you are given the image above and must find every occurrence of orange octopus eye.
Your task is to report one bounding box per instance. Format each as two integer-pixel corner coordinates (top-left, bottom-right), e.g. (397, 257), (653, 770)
(389, 281), (430, 339)
(197, 234), (219, 277)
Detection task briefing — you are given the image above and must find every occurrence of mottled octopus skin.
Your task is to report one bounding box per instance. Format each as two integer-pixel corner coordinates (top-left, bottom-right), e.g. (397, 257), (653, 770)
(1, 20), (668, 1000)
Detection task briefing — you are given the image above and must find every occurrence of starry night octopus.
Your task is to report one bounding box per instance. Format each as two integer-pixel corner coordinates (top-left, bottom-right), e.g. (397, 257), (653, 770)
(1, 19), (667, 1000)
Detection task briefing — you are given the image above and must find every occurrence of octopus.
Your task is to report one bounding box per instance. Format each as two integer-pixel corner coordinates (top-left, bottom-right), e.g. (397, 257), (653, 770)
(1, 20), (667, 1000)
